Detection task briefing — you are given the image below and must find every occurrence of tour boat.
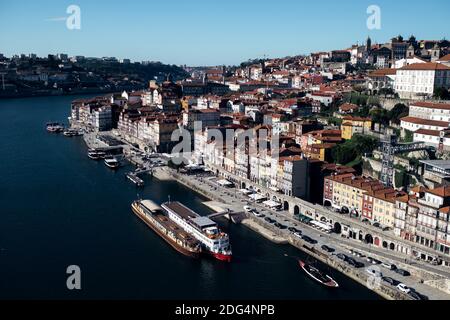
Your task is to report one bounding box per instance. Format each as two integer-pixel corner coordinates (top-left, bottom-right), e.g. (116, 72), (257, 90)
(131, 200), (201, 258)
(104, 157), (121, 169)
(162, 201), (232, 262)
(46, 122), (64, 133)
(298, 260), (339, 288)
(88, 149), (106, 160)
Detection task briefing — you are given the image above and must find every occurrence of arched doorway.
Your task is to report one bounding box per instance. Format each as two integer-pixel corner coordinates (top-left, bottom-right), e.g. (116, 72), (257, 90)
(294, 205), (300, 216)
(365, 234), (374, 245)
(241, 182), (246, 189)
(283, 201), (289, 211)
(390, 243), (396, 251)
(334, 223), (342, 234)
(323, 200), (332, 207)
(341, 207), (349, 214)
(382, 241), (388, 249)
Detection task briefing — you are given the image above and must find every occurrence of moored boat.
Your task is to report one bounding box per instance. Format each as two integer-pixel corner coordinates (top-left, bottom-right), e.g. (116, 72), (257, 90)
(298, 260), (339, 288)
(126, 172), (144, 187)
(87, 149), (106, 160)
(63, 128), (83, 137)
(104, 157), (121, 169)
(131, 200), (202, 258)
(162, 201), (232, 262)
(46, 122), (64, 133)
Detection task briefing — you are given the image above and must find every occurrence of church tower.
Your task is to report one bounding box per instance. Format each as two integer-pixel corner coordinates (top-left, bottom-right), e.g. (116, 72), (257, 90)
(366, 36), (372, 52)
(406, 45), (415, 58)
(430, 43), (441, 62)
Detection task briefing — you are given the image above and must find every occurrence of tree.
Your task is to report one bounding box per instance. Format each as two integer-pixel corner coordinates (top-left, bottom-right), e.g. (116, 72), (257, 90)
(370, 108), (389, 126)
(388, 103), (409, 125)
(331, 134), (379, 166)
(378, 87), (395, 97)
(352, 84), (366, 95)
(402, 130), (414, 143)
(434, 87), (450, 100)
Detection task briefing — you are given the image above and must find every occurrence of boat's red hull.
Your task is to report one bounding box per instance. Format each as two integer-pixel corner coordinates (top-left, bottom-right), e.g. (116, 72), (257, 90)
(211, 252), (232, 262)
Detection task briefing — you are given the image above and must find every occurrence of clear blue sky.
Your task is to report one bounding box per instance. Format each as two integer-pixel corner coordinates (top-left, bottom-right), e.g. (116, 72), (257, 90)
(0, 0), (448, 66)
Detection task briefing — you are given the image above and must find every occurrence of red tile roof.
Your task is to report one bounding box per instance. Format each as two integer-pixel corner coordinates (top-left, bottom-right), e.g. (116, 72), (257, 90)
(414, 129), (440, 137)
(399, 62), (450, 71)
(412, 101), (450, 111)
(368, 68), (397, 77)
(400, 116), (450, 127)
(438, 54), (450, 62)
(428, 186), (450, 198)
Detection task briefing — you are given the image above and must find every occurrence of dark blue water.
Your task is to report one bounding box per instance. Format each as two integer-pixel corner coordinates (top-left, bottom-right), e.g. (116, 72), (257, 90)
(0, 95), (380, 300)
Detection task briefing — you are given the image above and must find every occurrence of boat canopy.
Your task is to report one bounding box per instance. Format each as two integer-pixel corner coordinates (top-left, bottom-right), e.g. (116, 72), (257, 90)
(141, 200), (162, 212)
(239, 189), (252, 194)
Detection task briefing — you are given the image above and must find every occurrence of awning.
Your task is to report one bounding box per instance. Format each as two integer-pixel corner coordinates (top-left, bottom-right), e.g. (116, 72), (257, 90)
(239, 189), (252, 195)
(217, 179), (233, 187)
(248, 194), (267, 201)
(263, 200), (282, 208)
(310, 220), (333, 231)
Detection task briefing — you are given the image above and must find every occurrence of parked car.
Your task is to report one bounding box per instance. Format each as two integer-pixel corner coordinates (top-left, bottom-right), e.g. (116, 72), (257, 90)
(373, 222), (381, 228)
(382, 277), (397, 286)
(265, 217), (275, 224)
(321, 245), (335, 253)
(244, 206), (255, 213)
(366, 268), (383, 278)
(408, 291), (424, 300)
(288, 227), (299, 233)
(274, 223), (287, 229)
(381, 263), (397, 270)
(347, 257), (357, 267)
(293, 232), (302, 240)
(253, 211), (264, 218)
(301, 235), (318, 244)
(395, 269), (411, 277)
(382, 227), (391, 232)
(396, 283), (411, 294)
(370, 258), (382, 265)
(347, 258), (365, 268)
(337, 253), (348, 261)
(362, 218), (371, 225)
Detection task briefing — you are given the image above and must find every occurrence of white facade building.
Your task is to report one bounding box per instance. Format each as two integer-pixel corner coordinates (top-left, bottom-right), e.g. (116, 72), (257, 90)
(394, 63), (450, 99)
